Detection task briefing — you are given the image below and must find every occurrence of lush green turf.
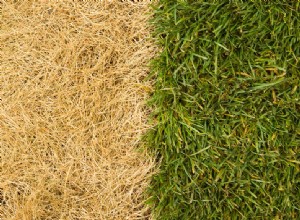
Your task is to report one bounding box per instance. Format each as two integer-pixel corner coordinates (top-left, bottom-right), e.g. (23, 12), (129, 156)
(146, 1), (300, 219)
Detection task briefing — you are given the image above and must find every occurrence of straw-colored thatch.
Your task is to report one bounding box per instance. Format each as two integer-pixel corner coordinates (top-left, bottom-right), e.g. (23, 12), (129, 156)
(0, 1), (156, 219)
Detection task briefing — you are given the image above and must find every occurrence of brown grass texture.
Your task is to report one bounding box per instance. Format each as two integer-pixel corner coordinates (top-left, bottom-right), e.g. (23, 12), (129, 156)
(0, 0), (156, 219)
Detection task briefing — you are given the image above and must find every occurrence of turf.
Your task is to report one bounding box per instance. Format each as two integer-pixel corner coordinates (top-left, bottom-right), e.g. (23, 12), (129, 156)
(147, 1), (300, 219)
(0, 1), (155, 219)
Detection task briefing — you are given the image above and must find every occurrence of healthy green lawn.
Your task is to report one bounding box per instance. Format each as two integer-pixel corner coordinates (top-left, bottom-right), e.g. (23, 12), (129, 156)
(146, 1), (300, 219)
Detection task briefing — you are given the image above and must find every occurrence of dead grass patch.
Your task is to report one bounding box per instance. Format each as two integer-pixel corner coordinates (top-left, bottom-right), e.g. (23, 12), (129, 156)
(0, 0), (156, 219)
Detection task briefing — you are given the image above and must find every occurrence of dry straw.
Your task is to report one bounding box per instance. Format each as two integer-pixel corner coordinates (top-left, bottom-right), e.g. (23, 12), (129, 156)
(0, 0), (156, 219)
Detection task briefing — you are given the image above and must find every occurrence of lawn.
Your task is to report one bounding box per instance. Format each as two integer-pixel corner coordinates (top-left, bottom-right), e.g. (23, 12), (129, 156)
(147, 1), (300, 219)
(0, 1), (155, 219)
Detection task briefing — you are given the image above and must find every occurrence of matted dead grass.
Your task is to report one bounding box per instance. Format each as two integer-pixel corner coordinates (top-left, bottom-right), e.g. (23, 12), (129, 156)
(0, 0), (156, 219)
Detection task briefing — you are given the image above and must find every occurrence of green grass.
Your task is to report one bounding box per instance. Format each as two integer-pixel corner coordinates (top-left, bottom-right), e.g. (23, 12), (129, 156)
(146, 1), (300, 219)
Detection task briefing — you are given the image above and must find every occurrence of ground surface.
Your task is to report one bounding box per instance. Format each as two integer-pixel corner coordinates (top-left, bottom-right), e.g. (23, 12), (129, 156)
(0, 1), (155, 219)
(147, 1), (299, 219)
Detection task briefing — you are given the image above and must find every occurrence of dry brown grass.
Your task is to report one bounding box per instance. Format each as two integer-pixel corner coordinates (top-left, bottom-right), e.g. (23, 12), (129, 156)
(0, 0), (156, 219)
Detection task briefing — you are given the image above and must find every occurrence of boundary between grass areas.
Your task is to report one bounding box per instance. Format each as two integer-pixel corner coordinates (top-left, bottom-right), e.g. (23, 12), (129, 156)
(146, 1), (300, 219)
